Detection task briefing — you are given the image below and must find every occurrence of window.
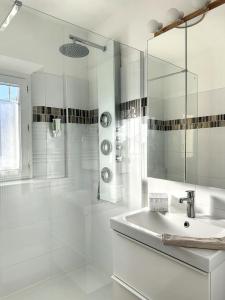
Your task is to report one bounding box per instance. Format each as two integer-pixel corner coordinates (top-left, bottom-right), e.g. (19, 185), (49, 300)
(0, 75), (31, 180)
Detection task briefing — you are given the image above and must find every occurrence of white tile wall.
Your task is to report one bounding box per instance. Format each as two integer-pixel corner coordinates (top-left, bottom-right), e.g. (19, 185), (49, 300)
(121, 60), (141, 102)
(32, 123), (66, 179)
(0, 185), (50, 232)
(32, 72), (64, 107)
(45, 73), (64, 108)
(198, 88), (225, 116)
(66, 124), (93, 186)
(31, 72), (46, 106)
(148, 176), (225, 219)
(47, 126), (66, 179)
(81, 125), (99, 171)
(32, 123), (48, 178)
(0, 180), (52, 297)
(64, 76), (89, 109)
(88, 66), (98, 110)
(119, 118), (144, 209)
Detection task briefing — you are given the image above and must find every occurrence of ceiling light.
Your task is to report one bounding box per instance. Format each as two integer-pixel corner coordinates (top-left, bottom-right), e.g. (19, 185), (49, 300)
(191, 0), (211, 10)
(166, 8), (184, 23)
(0, 0), (22, 32)
(147, 20), (163, 34)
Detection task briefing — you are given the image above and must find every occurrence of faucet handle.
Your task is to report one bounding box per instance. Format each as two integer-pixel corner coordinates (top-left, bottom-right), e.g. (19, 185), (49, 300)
(185, 190), (195, 198)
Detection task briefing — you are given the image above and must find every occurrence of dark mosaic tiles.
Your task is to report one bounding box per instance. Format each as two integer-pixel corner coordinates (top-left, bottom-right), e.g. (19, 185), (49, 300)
(120, 97), (148, 119)
(89, 109), (99, 124)
(33, 106), (67, 123)
(148, 114), (225, 131)
(33, 103), (225, 130)
(33, 106), (99, 124)
(68, 108), (98, 124)
(68, 108), (90, 124)
(33, 98), (148, 125)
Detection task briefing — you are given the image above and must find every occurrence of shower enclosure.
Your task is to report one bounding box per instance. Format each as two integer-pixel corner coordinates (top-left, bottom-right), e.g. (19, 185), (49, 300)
(0, 1), (144, 299)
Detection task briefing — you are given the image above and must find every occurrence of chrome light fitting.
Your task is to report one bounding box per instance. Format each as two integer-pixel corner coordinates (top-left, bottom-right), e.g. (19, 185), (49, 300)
(0, 0), (22, 32)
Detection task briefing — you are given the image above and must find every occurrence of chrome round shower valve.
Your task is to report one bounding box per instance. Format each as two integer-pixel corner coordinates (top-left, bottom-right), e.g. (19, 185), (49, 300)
(116, 143), (122, 150)
(100, 112), (112, 128)
(101, 140), (112, 155)
(101, 167), (113, 183)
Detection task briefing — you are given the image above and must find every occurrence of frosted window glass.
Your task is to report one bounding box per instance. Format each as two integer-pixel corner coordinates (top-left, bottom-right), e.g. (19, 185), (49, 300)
(0, 85), (9, 101)
(0, 84), (20, 172)
(10, 86), (20, 102)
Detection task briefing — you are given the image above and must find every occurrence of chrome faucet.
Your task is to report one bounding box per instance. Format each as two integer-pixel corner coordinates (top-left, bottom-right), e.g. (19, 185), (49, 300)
(179, 190), (195, 218)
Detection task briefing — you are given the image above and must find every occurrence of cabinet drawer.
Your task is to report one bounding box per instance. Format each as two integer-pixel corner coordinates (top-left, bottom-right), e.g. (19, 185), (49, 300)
(113, 232), (210, 300)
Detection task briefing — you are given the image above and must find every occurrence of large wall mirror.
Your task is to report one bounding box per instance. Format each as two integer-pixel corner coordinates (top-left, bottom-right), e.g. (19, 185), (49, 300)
(187, 4), (225, 188)
(147, 26), (197, 182)
(147, 3), (225, 189)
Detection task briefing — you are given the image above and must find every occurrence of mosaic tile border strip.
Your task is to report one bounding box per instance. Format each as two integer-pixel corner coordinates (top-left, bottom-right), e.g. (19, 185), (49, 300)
(33, 99), (148, 124)
(148, 114), (225, 131)
(33, 106), (98, 124)
(119, 97), (148, 119)
(33, 106), (67, 123)
(68, 108), (98, 124)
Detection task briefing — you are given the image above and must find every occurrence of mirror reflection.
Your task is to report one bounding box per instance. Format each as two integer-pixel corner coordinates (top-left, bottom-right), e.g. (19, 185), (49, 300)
(148, 4), (225, 190)
(147, 28), (191, 182)
(187, 4), (225, 188)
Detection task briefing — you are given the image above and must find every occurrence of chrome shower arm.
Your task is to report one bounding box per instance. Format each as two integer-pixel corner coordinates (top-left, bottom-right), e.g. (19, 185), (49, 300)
(69, 34), (106, 52)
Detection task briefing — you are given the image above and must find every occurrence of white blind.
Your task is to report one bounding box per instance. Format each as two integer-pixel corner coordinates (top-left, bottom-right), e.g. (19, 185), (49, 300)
(0, 83), (20, 173)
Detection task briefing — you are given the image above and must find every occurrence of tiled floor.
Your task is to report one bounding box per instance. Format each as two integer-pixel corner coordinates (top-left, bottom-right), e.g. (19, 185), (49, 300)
(3, 265), (113, 300)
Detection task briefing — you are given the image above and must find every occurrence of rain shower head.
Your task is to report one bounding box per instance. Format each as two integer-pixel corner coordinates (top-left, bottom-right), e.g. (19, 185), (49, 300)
(59, 35), (106, 58)
(59, 42), (89, 58)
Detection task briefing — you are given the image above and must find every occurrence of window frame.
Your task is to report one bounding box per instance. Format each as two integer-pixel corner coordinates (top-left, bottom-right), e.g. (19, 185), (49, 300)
(0, 74), (32, 181)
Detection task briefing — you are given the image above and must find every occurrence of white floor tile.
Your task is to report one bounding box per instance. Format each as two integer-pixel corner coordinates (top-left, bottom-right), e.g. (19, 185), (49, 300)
(2, 265), (112, 300)
(66, 265), (111, 294)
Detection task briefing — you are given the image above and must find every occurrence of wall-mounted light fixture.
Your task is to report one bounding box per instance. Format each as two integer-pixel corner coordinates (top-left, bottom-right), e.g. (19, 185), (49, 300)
(147, 0), (225, 36)
(147, 20), (163, 34)
(191, 0), (211, 9)
(0, 0), (22, 32)
(166, 8), (184, 24)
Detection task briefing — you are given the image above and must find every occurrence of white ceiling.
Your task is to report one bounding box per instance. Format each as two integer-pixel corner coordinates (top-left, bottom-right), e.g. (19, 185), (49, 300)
(21, 0), (140, 29)
(3, 0), (191, 31)
(0, 0), (215, 50)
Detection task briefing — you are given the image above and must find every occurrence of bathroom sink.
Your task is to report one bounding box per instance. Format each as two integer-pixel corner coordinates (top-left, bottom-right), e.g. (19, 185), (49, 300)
(126, 209), (225, 238)
(110, 208), (225, 272)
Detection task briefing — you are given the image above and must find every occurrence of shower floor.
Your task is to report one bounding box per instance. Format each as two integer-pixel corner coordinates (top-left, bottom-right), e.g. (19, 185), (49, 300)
(2, 265), (113, 300)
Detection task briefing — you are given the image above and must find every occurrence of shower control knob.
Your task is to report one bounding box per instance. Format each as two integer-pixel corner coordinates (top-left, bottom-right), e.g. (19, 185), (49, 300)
(116, 155), (123, 162)
(101, 140), (112, 155)
(101, 167), (113, 183)
(100, 112), (112, 128)
(116, 144), (122, 150)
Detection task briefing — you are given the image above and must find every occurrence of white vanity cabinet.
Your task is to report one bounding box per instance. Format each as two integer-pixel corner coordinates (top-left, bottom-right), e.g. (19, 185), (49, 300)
(112, 231), (225, 300)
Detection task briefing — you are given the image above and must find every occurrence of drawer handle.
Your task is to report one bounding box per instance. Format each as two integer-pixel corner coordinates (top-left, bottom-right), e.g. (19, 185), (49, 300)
(112, 275), (150, 300)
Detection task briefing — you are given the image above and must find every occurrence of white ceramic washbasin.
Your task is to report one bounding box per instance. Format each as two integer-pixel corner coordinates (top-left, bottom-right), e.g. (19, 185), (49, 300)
(110, 208), (225, 272)
(126, 210), (225, 238)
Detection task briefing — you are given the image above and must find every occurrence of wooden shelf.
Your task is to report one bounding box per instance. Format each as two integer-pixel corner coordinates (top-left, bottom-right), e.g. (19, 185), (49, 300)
(154, 0), (225, 37)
